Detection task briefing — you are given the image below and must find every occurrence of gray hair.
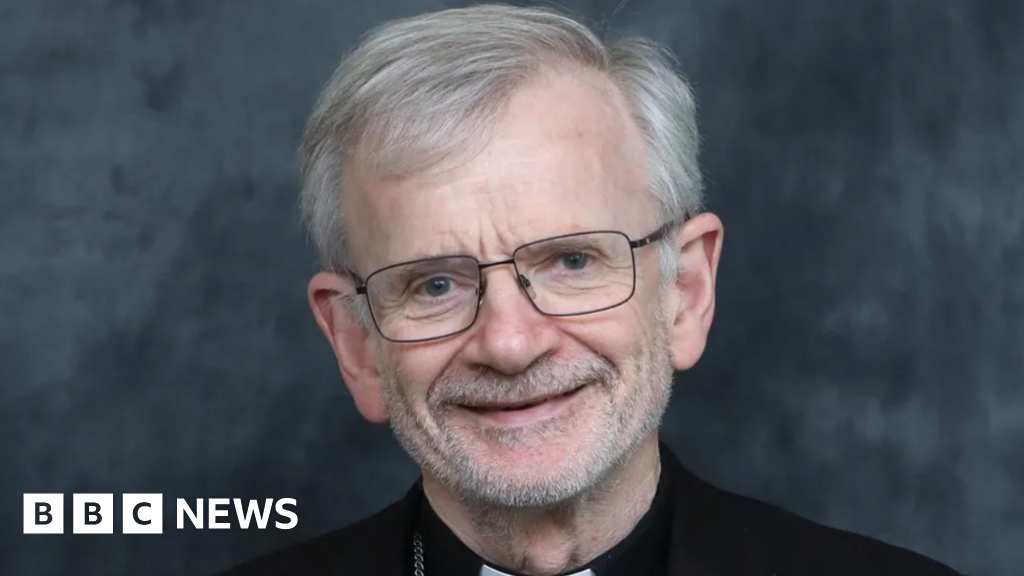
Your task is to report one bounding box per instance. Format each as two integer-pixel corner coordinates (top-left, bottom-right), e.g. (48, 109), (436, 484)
(300, 3), (703, 315)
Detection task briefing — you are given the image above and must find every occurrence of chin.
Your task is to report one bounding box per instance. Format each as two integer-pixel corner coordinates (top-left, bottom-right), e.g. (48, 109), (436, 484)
(465, 464), (600, 508)
(470, 414), (596, 462)
(451, 432), (611, 506)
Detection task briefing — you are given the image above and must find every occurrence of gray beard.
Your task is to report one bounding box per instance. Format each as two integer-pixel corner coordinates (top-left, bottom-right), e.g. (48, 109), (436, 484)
(378, 310), (675, 510)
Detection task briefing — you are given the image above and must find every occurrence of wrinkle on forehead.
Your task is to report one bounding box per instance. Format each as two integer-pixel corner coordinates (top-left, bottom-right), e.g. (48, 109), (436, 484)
(343, 66), (654, 274)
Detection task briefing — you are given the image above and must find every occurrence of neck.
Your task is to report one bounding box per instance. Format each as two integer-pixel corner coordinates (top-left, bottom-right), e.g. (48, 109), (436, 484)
(421, 435), (662, 576)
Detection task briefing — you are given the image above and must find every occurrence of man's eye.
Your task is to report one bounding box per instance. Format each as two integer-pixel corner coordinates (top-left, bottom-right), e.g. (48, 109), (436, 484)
(418, 276), (453, 297)
(558, 252), (590, 270)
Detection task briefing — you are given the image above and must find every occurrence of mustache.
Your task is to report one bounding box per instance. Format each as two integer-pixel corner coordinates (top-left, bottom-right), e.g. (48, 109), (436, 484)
(427, 354), (617, 408)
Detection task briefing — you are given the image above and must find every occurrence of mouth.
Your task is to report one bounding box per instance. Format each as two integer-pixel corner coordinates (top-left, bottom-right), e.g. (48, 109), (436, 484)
(461, 386), (585, 412)
(454, 383), (593, 428)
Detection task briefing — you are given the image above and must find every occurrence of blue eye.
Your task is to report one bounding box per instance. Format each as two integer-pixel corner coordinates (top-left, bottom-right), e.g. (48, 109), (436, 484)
(423, 277), (452, 297)
(559, 253), (590, 270)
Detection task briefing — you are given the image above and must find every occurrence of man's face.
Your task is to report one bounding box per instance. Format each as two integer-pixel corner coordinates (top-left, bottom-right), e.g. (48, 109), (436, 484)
(342, 69), (677, 507)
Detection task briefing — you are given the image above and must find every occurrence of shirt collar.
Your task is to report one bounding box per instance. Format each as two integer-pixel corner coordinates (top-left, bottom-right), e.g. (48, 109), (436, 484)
(480, 565), (593, 576)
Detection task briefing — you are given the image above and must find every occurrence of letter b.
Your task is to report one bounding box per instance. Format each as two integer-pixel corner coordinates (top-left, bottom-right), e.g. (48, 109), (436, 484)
(85, 502), (102, 525)
(37, 503), (52, 525)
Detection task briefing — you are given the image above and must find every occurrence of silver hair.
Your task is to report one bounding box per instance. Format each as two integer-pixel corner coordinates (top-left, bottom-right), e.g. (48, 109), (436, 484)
(300, 4), (704, 322)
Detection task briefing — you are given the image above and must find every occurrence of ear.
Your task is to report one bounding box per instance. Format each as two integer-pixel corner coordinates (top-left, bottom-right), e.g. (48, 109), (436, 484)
(663, 213), (724, 371)
(308, 271), (388, 424)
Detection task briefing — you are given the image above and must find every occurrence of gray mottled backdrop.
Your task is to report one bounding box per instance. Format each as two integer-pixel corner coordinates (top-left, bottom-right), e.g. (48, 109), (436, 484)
(2, 0), (1021, 575)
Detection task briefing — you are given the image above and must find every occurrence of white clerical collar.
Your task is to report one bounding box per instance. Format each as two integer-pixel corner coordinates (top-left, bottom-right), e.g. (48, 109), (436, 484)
(480, 565), (595, 576)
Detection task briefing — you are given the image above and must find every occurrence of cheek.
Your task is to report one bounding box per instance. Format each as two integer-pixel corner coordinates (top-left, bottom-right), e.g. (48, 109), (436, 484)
(381, 345), (456, 405)
(568, 305), (650, 370)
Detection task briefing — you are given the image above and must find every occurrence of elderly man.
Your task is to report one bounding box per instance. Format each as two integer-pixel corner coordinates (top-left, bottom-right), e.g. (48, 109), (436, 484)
(219, 4), (961, 576)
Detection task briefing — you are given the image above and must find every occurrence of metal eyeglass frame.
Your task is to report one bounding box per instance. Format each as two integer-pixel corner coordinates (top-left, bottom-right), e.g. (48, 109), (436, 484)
(349, 222), (676, 343)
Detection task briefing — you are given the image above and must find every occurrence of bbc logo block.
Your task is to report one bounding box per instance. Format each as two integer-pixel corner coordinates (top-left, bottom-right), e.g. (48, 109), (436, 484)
(24, 493), (164, 534)
(73, 493), (114, 534)
(123, 494), (163, 534)
(24, 494), (63, 534)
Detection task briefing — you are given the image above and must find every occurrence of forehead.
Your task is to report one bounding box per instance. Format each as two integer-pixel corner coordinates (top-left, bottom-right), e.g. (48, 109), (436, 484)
(344, 68), (654, 272)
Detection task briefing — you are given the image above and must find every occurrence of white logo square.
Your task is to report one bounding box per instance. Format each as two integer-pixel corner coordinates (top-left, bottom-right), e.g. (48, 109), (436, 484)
(122, 493), (163, 534)
(73, 493), (114, 534)
(24, 494), (63, 534)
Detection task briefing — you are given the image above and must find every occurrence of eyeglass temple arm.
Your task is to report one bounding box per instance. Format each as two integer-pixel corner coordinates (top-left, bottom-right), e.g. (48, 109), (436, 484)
(629, 221), (676, 249)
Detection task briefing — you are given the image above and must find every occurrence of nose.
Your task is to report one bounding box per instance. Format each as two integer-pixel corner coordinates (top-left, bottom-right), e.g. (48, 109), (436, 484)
(465, 265), (558, 375)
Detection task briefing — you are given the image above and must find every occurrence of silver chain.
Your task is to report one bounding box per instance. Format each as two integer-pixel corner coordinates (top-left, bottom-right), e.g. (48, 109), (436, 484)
(412, 532), (426, 576)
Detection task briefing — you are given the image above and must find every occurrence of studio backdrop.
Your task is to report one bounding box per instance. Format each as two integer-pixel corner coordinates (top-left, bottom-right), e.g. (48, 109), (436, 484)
(2, 1), (1021, 575)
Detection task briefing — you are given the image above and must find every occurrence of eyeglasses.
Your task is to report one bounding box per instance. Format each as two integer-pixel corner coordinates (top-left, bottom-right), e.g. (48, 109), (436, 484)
(350, 223), (675, 343)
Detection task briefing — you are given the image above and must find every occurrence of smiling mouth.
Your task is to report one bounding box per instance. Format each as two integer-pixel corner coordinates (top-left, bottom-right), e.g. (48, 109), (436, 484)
(460, 386), (586, 412)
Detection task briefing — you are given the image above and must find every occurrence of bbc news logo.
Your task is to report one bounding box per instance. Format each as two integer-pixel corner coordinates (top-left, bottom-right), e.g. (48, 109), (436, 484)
(24, 494), (297, 534)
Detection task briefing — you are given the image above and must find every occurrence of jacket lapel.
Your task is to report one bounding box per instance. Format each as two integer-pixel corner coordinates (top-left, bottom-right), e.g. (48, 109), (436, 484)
(663, 445), (723, 576)
(342, 480), (424, 576)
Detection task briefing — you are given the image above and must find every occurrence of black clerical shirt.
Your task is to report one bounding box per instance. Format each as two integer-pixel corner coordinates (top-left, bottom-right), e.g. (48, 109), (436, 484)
(415, 467), (672, 576)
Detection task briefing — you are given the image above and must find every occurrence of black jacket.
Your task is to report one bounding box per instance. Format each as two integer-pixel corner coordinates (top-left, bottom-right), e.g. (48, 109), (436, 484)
(216, 446), (963, 576)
